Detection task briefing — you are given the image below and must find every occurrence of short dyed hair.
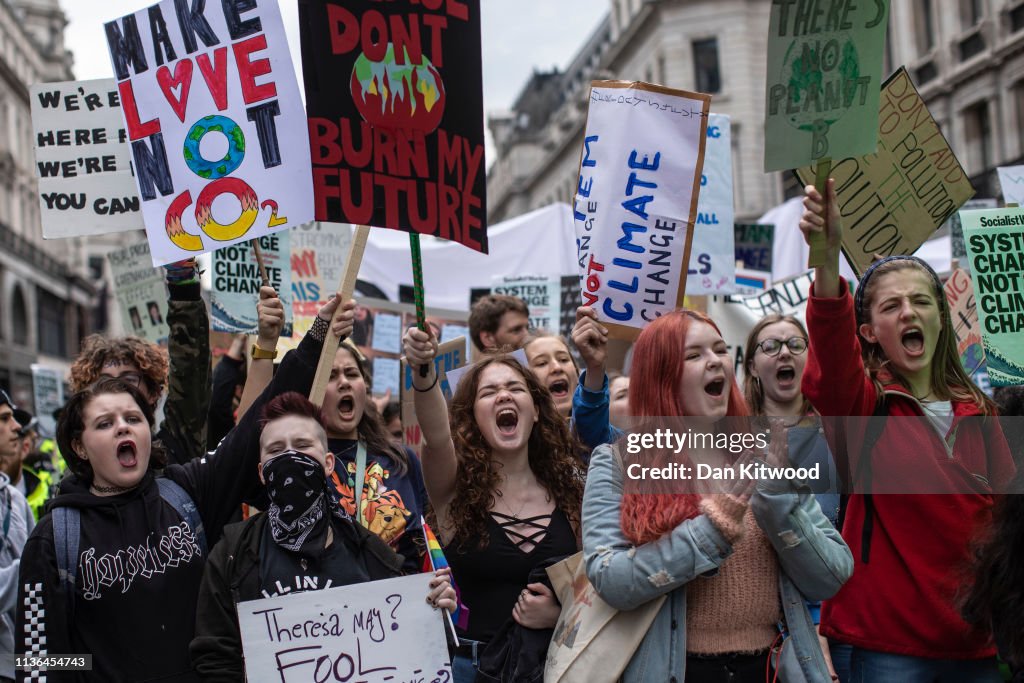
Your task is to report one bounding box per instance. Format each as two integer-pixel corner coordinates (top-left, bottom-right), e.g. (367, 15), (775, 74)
(468, 295), (529, 350)
(259, 392), (329, 452)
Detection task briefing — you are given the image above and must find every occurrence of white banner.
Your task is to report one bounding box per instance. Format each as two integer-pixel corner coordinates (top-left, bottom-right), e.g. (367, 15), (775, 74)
(574, 81), (710, 339)
(104, 0), (313, 265)
(237, 573), (451, 683)
(688, 113), (735, 294)
(706, 271), (814, 381)
(107, 241), (169, 344)
(997, 165), (1024, 206)
(31, 78), (143, 238)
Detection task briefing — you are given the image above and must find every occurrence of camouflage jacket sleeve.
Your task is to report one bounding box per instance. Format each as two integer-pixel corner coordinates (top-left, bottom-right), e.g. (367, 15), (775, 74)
(160, 281), (211, 465)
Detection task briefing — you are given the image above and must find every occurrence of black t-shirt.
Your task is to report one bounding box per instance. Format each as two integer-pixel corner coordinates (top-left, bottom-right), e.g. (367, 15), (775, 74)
(258, 518), (371, 598)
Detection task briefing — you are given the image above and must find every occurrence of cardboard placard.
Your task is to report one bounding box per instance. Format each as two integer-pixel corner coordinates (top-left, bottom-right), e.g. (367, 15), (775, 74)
(734, 223), (774, 273)
(688, 113), (736, 294)
(299, 0), (488, 252)
(795, 67), (974, 276)
(943, 268), (990, 387)
(492, 275), (562, 332)
(764, 0), (890, 171)
(104, 0), (313, 265)
(211, 232), (293, 334)
(30, 78), (144, 238)
(573, 80), (710, 340)
(30, 365), (64, 437)
(237, 573), (451, 683)
(960, 207), (1024, 386)
(107, 241), (170, 343)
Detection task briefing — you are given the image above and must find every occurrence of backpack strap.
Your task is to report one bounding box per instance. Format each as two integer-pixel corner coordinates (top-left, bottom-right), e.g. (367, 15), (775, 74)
(157, 478), (207, 555)
(52, 506), (80, 608)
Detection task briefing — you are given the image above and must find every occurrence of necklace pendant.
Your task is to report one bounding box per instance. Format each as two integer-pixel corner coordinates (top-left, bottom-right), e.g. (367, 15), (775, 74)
(300, 558), (308, 571)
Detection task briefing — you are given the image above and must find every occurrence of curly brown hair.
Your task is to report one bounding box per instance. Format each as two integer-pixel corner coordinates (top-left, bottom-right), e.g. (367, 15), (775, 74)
(70, 335), (169, 399)
(444, 355), (585, 551)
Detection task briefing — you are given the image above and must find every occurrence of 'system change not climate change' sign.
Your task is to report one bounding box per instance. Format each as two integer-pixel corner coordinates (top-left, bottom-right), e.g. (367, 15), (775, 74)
(960, 206), (1024, 386)
(300, 0), (487, 252)
(764, 0), (889, 171)
(104, 0), (313, 265)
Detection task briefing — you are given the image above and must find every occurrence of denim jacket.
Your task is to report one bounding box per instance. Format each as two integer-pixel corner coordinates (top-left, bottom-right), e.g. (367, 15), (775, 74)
(582, 443), (853, 683)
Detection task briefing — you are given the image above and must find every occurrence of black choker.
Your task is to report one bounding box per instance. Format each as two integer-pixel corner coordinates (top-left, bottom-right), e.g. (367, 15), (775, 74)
(91, 483), (138, 494)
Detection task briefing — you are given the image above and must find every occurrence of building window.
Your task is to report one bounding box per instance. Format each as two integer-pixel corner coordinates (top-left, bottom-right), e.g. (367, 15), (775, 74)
(963, 0), (984, 28)
(37, 290), (66, 357)
(964, 101), (992, 175)
(915, 60), (939, 84)
(917, 0), (936, 52)
(1012, 3), (1024, 33)
(1016, 82), (1024, 156)
(11, 286), (28, 346)
(959, 31), (986, 60)
(693, 38), (721, 94)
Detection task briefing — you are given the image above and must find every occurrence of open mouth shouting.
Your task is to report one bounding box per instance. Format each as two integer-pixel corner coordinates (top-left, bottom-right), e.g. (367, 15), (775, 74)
(547, 377), (570, 401)
(496, 407), (520, 436)
(336, 394), (357, 422)
(901, 327), (926, 356)
(775, 365), (796, 387)
(704, 378), (725, 399)
(116, 440), (138, 468)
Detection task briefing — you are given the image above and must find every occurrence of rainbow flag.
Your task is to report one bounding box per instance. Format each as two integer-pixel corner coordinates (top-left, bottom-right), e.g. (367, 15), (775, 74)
(421, 517), (469, 631)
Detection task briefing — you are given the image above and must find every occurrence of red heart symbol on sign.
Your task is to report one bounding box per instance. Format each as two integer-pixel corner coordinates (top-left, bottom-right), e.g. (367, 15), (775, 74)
(156, 60), (193, 123)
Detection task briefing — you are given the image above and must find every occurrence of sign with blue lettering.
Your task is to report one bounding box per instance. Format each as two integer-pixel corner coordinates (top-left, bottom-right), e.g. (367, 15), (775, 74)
(573, 80), (710, 340)
(688, 113), (735, 294)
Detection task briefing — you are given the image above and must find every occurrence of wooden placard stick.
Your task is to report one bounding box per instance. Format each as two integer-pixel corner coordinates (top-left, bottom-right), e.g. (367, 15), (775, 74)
(408, 233), (430, 377)
(248, 238), (270, 288)
(308, 225), (371, 407)
(808, 157), (831, 268)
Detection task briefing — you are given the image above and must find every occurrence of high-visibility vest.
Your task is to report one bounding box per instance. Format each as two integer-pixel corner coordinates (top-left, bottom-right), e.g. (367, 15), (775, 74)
(23, 466), (53, 521)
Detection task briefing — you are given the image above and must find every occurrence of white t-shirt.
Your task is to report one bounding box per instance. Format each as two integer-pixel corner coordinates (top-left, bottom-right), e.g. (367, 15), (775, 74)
(920, 400), (954, 439)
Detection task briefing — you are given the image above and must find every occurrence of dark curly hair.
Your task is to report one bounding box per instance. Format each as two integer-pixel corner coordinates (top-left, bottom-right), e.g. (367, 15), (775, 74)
(961, 466), (1024, 671)
(445, 354), (585, 551)
(57, 377), (168, 484)
(70, 334), (169, 400)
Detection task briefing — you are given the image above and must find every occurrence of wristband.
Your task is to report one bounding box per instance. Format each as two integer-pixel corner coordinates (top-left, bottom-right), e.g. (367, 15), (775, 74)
(250, 343), (278, 360)
(413, 370), (438, 393)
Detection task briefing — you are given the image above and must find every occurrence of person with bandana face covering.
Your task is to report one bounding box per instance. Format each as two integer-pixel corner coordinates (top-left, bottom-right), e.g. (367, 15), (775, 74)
(191, 392), (457, 679)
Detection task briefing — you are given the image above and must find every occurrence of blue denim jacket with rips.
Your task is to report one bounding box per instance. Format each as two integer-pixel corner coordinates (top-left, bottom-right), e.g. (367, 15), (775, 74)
(582, 443), (853, 683)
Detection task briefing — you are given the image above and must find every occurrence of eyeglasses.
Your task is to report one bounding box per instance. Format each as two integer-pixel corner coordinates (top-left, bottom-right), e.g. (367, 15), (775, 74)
(755, 337), (808, 357)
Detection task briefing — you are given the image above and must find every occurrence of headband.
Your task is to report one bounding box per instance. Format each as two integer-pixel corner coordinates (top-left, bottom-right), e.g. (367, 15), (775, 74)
(853, 255), (944, 325)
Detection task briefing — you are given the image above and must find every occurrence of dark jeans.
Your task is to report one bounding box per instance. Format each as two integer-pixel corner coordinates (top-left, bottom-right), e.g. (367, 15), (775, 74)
(850, 648), (1002, 683)
(686, 651), (772, 682)
(452, 639), (484, 683)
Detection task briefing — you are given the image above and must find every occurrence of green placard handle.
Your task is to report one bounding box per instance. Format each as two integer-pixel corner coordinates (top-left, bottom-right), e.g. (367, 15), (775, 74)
(808, 157), (831, 268)
(408, 234), (429, 378)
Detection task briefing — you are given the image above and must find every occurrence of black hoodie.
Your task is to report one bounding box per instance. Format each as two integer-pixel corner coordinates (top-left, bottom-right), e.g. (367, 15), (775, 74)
(15, 333), (326, 682)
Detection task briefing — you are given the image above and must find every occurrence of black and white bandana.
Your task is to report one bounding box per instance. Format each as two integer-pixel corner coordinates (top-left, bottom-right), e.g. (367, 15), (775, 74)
(263, 450), (345, 558)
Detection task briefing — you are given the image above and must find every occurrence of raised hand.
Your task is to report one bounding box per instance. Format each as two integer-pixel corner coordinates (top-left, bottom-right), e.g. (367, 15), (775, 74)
(256, 286), (284, 348)
(572, 306), (608, 388)
(316, 295), (356, 340)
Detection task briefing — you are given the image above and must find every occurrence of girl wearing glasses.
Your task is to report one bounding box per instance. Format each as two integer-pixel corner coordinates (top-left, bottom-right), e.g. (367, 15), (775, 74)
(743, 315), (844, 681)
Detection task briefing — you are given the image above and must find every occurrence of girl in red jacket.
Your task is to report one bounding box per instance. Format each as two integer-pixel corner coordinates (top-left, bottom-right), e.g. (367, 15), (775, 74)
(800, 181), (1015, 682)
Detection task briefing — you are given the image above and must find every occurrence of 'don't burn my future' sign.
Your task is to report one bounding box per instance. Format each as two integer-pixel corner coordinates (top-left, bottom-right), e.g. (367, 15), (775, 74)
(104, 0), (314, 266)
(299, 0), (487, 252)
(764, 0), (890, 172)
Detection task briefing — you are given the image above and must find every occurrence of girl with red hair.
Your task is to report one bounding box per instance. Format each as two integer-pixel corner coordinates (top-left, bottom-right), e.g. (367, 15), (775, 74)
(581, 309), (852, 683)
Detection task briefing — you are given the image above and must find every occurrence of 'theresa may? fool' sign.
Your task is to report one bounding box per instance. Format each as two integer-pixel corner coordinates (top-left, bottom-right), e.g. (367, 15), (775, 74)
(30, 78), (144, 238)
(237, 573), (451, 683)
(104, 0), (313, 266)
(574, 81), (710, 340)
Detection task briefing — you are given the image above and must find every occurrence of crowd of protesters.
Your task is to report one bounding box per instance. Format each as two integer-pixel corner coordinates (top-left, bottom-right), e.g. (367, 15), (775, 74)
(0, 181), (1020, 683)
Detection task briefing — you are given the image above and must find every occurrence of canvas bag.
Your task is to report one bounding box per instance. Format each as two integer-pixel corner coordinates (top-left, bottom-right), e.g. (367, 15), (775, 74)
(544, 551), (665, 683)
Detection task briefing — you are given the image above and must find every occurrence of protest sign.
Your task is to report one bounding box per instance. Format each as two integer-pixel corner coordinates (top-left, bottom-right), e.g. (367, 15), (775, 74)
(107, 241), (169, 343)
(574, 81), (710, 340)
(276, 223), (354, 356)
(734, 224), (774, 273)
(764, 0), (890, 172)
(300, 0), (487, 252)
(401, 335), (468, 456)
(943, 268), (990, 389)
(735, 268), (771, 296)
(997, 165), (1024, 205)
(688, 113), (735, 294)
(30, 365), (64, 437)
(796, 68), (974, 277)
(960, 207), (1024, 386)
(948, 199), (997, 273)
(707, 271), (814, 379)
(559, 275), (582, 338)
(104, 0), (313, 266)
(237, 573), (450, 683)
(30, 78), (143, 238)
(211, 232), (292, 334)
(492, 275), (562, 332)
